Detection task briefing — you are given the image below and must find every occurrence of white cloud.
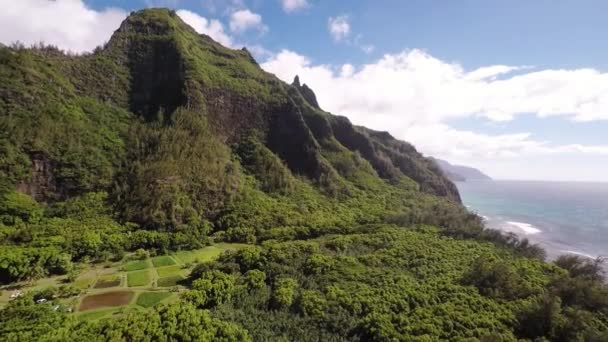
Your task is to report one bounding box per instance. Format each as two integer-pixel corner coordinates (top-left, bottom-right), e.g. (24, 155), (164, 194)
(360, 44), (375, 54)
(281, 0), (309, 13)
(0, 0), (127, 53)
(353, 34), (375, 54)
(262, 49), (608, 125)
(145, 0), (180, 8)
(261, 49), (608, 175)
(246, 44), (273, 60)
(402, 124), (608, 161)
(464, 65), (522, 81)
(328, 17), (374, 54)
(340, 64), (355, 77)
(229, 9), (267, 34)
(201, 0), (245, 14)
(328, 15), (350, 41)
(176, 9), (234, 47)
(0, 2), (237, 52)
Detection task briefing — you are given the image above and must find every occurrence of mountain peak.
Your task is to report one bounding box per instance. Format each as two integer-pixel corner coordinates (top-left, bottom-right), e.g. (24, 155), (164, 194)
(117, 8), (179, 35)
(292, 75), (320, 109)
(293, 75), (301, 87)
(1, 9), (462, 219)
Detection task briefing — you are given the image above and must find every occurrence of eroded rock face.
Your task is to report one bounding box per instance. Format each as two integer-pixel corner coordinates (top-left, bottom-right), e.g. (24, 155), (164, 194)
(202, 88), (270, 143)
(91, 10), (189, 121)
(330, 116), (400, 180)
(266, 100), (326, 179)
(328, 115), (461, 202)
(17, 152), (58, 202)
(126, 38), (187, 122)
(361, 126), (462, 202)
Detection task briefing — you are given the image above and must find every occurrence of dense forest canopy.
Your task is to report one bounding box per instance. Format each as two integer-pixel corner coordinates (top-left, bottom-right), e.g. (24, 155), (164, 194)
(0, 9), (606, 341)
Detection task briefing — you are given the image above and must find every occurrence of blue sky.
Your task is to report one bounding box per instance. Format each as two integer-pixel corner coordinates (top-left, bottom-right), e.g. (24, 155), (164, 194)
(2, 0), (608, 181)
(82, 0), (608, 69)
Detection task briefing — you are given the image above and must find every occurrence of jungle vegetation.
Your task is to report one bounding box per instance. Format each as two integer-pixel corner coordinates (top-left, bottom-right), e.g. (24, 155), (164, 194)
(0, 9), (606, 341)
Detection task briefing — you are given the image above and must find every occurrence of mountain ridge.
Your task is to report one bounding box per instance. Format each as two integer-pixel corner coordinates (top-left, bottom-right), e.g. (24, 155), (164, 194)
(1, 9), (606, 341)
(1, 8), (461, 213)
(432, 158), (492, 182)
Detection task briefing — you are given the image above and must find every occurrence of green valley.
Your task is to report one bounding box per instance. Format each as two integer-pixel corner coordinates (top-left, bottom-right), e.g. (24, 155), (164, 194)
(0, 8), (606, 341)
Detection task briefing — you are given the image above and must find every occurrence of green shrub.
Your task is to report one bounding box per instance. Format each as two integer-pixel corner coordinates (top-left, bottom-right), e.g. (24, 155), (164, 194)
(133, 248), (150, 260)
(182, 270), (234, 308)
(271, 278), (297, 309)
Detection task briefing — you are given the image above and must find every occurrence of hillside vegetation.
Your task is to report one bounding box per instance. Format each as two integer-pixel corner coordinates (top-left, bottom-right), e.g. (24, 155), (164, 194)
(0, 9), (606, 341)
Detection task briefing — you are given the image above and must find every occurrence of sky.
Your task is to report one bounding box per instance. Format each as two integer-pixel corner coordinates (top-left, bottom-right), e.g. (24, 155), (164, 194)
(1, 1), (608, 182)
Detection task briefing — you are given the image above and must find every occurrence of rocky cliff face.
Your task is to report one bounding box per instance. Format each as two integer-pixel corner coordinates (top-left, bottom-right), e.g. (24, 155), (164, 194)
(0, 8), (461, 229)
(292, 75), (320, 109)
(16, 152), (58, 201)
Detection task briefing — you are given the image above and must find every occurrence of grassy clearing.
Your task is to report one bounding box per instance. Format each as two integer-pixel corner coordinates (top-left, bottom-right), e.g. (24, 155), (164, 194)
(127, 270), (150, 287)
(0, 289), (11, 306)
(94, 279), (121, 289)
(216, 243), (251, 250)
(173, 243), (249, 264)
(151, 256), (176, 267)
(73, 276), (96, 289)
(99, 273), (119, 281)
(156, 265), (182, 278)
(157, 275), (183, 287)
(94, 273), (121, 288)
(174, 247), (221, 264)
(136, 292), (172, 308)
(123, 259), (150, 272)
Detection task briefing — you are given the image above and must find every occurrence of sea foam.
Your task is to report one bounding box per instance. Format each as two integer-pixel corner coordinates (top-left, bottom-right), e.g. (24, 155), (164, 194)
(505, 221), (542, 235)
(562, 250), (596, 259)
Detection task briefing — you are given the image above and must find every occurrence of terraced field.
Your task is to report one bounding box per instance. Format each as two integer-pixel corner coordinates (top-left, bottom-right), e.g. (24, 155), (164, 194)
(0, 243), (249, 320)
(127, 270), (151, 287)
(80, 291), (134, 311)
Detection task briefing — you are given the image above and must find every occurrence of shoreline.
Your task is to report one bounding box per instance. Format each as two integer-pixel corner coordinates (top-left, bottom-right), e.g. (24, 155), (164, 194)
(457, 180), (607, 263)
(480, 215), (599, 261)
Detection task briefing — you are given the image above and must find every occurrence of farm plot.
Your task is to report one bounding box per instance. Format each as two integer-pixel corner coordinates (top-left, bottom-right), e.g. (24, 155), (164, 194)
(94, 274), (121, 289)
(79, 291), (134, 311)
(155, 265), (182, 278)
(136, 292), (172, 308)
(157, 275), (184, 287)
(151, 256), (176, 267)
(127, 270), (151, 287)
(123, 260), (150, 272)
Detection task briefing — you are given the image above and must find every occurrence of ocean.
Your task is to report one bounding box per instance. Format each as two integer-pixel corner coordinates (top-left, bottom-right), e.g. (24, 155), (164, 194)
(455, 180), (608, 260)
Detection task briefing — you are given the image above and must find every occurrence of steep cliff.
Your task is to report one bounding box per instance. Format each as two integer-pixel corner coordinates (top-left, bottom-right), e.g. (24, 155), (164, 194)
(0, 8), (462, 231)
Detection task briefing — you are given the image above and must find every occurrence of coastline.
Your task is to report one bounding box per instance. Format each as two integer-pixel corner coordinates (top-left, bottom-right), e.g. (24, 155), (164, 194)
(457, 180), (607, 262)
(479, 215), (596, 260)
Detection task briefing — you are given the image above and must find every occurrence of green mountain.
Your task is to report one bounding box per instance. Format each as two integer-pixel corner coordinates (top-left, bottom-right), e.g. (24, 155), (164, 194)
(432, 158), (492, 182)
(1, 9), (606, 341)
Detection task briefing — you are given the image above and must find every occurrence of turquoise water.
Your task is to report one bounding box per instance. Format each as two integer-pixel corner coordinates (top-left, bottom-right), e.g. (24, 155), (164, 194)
(456, 180), (608, 259)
